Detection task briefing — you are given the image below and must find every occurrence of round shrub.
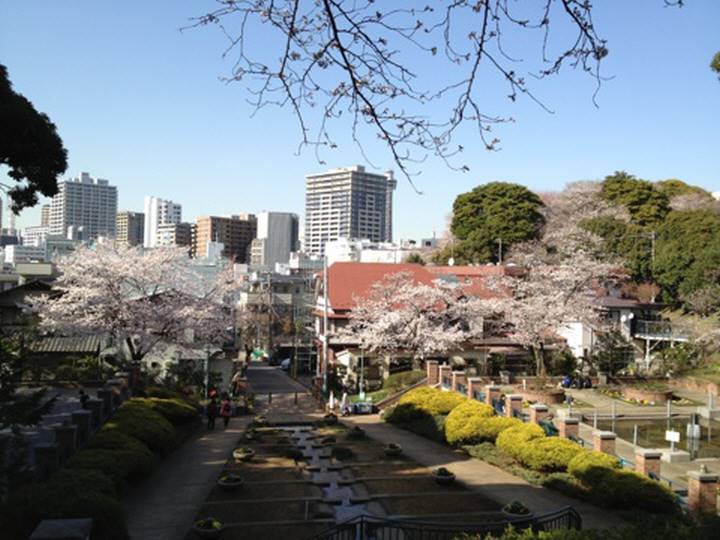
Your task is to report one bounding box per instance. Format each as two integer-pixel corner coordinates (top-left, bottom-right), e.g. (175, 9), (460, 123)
(516, 437), (585, 472)
(104, 402), (176, 454)
(65, 449), (138, 488)
(445, 400), (495, 445)
(383, 403), (424, 424)
(496, 423), (545, 460)
(49, 468), (117, 499)
(399, 387), (466, 416)
(595, 469), (679, 514)
(87, 430), (157, 477)
(447, 414), (520, 445)
(128, 397), (199, 425)
(567, 450), (621, 486)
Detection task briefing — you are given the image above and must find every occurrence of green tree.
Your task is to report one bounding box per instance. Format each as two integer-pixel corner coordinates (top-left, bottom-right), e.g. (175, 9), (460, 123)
(656, 179), (711, 200)
(653, 210), (720, 302)
(0, 64), (67, 212)
(712, 51), (720, 78)
(449, 182), (544, 264)
(404, 252), (426, 265)
(600, 171), (670, 227)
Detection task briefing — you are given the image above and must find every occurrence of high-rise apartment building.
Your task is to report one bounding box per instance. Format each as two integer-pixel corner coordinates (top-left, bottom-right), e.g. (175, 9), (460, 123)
(116, 211), (145, 246)
(40, 204), (51, 227)
(143, 196), (182, 248)
(250, 211), (299, 269)
(304, 165), (396, 255)
(49, 172), (118, 241)
(191, 214), (257, 262)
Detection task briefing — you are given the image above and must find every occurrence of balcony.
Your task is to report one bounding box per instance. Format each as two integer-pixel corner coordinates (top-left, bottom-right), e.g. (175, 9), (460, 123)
(633, 320), (690, 342)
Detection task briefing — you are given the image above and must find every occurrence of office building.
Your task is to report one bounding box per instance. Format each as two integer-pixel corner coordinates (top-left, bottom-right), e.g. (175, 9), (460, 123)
(250, 212), (299, 269)
(2, 245), (47, 265)
(304, 165), (396, 256)
(191, 214), (256, 262)
(22, 225), (50, 247)
(116, 211), (145, 246)
(40, 205), (51, 227)
(156, 222), (192, 248)
(143, 196), (182, 248)
(48, 172), (118, 241)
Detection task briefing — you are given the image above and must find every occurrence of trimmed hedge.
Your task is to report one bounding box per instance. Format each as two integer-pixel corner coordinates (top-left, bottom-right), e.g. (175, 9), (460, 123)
(448, 415), (521, 445)
(496, 423), (545, 460)
(104, 401), (177, 454)
(444, 400), (495, 445)
(66, 449), (139, 488)
(86, 430), (157, 478)
(383, 370), (425, 392)
(49, 468), (117, 499)
(567, 450), (621, 485)
(398, 387), (466, 416)
(128, 397), (199, 425)
(516, 437), (585, 472)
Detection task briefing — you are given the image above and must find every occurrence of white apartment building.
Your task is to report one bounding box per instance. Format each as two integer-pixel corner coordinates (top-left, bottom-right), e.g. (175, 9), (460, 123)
(250, 211), (299, 269)
(324, 238), (421, 265)
(2, 245), (47, 265)
(143, 196), (182, 248)
(304, 165), (396, 256)
(22, 225), (50, 247)
(48, 172), (118, 241)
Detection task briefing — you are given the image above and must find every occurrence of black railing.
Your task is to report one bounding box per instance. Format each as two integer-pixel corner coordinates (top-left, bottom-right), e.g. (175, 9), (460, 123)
(308, 507), (582, 539)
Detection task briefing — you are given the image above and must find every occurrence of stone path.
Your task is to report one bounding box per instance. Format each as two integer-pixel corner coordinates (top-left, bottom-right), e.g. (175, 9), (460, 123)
(343, 414), (617, 530)
(123, 418), (250, 540)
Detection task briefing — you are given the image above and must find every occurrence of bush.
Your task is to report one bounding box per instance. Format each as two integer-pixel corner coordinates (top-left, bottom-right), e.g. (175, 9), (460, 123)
(400, 414), (447, 443)
(383, 403), (423, 423)
(567, 450), (621, 486)
(65, 449), (138, 488)
(594, 468), (678, 514)
(444, 400), (495, 445)
(49, 468), (117, 499)
(104, 402), (176, 454)
(447, 414), (521, 445)
(496, 423), (545, 460)
(398, 386), (466, 416)
(127, 397), (199, 425)
(516, 437), (584, 472)
(384, 370), (425, 392)
(87, 430), (157, 478)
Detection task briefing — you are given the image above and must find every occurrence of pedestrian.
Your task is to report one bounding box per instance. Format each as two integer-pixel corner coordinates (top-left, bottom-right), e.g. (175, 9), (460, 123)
(207, 397), (218, 430)
(220, 394), (232, 429)
(231, 370), (243, 398)
(79, 389), (89, 410)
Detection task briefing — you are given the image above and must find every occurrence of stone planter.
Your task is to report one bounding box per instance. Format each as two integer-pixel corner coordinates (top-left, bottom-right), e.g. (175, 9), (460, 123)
(217, 475), (244, 492)
(193, 519), (224, 539)
(232, 448), (255, 462)
(502, 510), (533, 521)
(346, 427), (366, 440)
(384, 444), (403, 457)
(622, 386), (673, 404)
(519, 388), (565, 404)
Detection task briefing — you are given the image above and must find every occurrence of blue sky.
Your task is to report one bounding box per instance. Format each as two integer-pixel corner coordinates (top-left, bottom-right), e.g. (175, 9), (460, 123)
(2, 1), (719, 240)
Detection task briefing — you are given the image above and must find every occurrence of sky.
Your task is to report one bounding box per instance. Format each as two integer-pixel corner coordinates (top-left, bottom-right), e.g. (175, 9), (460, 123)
(1, 0), (719, 240)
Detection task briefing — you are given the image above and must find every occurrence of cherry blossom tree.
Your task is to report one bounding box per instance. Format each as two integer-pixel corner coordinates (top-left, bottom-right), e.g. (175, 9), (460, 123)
(344, 272), (491, 362)
(488, 253), (616, 376)
(33, 244), (237, 364)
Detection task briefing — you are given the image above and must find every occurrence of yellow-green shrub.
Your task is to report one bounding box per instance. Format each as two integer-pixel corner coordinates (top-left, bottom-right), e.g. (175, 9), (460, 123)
(496, 423), (545, 459)
(516, 437), (585, 472)
(398, 387), (466, 416)
(567, 450), (621, 486)
(445, 400), (495, 445)
(103, 402), (176, 454)
(128, 397), (199, 425)
(447, 414), (520, 445)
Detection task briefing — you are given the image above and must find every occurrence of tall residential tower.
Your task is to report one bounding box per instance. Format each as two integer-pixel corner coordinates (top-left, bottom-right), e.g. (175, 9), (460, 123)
(143, 196), (182, 248)
(116, 211), (145, 246)
(304, 165), (396, 256)
(250, 211), (299, 269)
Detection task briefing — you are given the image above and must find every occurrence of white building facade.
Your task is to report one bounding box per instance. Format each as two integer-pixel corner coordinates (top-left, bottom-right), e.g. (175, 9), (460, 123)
(143, 196), (182, 248)
(250, 211), (299, 269)
(49, 172), (118, 241)
(304, 165), (396, 256)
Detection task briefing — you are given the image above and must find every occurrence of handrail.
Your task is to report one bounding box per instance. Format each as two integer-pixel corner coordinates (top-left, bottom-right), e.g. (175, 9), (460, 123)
(307, 506), (582, 539)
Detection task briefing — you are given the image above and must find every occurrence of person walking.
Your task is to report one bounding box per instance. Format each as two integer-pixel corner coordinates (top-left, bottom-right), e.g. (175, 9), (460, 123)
(206, 397), (218, 430)
(220, 394), (232, 429)
(78, 389), (89, 410)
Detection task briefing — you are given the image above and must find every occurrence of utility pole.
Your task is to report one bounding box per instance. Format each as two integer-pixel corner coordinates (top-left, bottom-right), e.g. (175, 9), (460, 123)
(322, 255), (329, 393)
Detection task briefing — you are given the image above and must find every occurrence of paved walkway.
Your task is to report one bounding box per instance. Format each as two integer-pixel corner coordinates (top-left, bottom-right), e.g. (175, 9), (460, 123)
(342, 415), (616, 530)
(123, 419), (249, 540)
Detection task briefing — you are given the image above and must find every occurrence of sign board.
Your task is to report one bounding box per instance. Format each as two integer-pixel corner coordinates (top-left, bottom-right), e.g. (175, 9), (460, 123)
(665, 430), (680, 443)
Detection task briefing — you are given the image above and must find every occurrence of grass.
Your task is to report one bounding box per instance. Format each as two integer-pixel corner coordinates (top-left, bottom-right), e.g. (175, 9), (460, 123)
(350, 388), (390, 403)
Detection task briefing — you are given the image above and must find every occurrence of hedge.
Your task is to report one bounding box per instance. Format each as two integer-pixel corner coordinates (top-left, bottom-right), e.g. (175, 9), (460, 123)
(66, 449), (139, 488)
(448, 415), (521, 445)
(127, 397), (199, 425)
(496, 423), (545, 460)
(444, 400), (495, 445)
(383, 403), (447, 442)
(383, 370), (426, 392)
(398, 387), (466, 416)
(0, 472), (127, 539)
(516, 437), (585, 472)
(104, 401), (177, 454)
(567, 450), (621, 485)
(86, 430), (157, 478)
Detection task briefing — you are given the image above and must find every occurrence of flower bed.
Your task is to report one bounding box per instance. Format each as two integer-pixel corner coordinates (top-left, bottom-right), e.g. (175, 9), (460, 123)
(622, 386), (673, 405)
(518, 388), (565, 404)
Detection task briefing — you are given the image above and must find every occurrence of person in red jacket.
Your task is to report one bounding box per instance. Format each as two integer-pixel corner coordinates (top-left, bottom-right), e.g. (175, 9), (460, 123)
(220, 394), (232, 429)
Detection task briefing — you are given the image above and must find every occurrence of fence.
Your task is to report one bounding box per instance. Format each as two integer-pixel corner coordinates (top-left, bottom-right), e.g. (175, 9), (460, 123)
(308, 507), (582, 540)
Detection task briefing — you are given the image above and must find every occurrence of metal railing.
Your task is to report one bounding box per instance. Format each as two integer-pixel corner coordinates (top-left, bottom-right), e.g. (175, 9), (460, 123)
(634, 320), (690, 340)
(307, 507), (582, 539)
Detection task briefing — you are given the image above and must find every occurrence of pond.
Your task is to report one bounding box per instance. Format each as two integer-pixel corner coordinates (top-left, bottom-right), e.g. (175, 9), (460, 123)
(589, 416), (720, 459)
